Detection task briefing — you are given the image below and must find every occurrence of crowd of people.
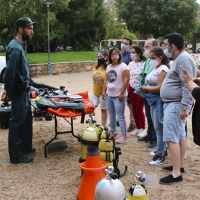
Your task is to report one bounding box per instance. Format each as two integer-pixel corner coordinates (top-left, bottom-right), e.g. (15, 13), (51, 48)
(1, 16), (200, 186)
(91, 33), (198, 184)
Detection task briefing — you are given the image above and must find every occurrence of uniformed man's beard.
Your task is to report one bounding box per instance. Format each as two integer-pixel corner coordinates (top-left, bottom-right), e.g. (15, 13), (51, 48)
(22, 33), (30, 41)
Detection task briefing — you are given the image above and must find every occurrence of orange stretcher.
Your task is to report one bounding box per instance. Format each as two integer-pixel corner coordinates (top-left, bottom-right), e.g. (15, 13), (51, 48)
(37, 91), (95, 158)
(46, 91), (95, 117)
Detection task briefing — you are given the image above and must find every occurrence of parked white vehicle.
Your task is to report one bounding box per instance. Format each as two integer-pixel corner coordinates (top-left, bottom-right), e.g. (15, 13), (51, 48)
(0, 56), (6, 83)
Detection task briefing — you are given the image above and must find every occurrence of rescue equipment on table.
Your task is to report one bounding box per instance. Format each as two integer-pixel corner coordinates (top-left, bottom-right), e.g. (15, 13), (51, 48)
(128, 171), (148, 200)
(78, 117), (127, 178)
(30, 86), (94, 123)
(46, 91), (94, 122)
(30, 85), (65, 120)
(95, 166), (126, 200)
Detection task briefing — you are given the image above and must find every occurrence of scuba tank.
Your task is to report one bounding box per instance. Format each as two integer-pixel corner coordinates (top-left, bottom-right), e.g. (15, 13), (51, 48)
(78, 116), (103, 162)
(95, 166), (126, 200)
(98, 127), (127, 178)
(128, 171), (148, 200)
(78, 118), (127, 178)
(98, 127), (114, 166)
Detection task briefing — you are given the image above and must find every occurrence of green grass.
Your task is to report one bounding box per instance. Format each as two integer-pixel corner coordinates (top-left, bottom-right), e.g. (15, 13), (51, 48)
(0, 51), (97, 63)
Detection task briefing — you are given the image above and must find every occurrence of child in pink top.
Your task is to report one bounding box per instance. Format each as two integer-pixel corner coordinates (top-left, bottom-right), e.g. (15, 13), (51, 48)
(102, 48), (130, 144)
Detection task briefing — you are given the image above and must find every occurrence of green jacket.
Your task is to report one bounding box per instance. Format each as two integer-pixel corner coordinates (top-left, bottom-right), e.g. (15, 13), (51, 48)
(4, 37), (30, 98)
(139, 58), (155, 86)
(138, 58), (155, 98)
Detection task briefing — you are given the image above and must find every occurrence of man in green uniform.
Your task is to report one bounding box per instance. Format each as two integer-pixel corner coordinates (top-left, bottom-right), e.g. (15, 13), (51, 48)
(1, 17), (36, 164)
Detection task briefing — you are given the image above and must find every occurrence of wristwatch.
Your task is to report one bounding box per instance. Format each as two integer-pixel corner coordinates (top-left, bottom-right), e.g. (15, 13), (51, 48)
(181, 105), (187, 111)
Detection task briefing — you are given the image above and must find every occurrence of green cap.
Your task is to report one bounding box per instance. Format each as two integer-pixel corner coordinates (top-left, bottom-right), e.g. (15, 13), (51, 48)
(15, 17), (36, 29)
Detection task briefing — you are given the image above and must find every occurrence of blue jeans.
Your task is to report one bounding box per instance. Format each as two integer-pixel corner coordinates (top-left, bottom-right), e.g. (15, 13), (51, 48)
(150, 103), (166, 156)
(106, 94), (127, 136)
(144, 99), (156, 140)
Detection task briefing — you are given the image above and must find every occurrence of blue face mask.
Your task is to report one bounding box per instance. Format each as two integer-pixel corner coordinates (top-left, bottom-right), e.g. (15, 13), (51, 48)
(164, 46), (173, 58)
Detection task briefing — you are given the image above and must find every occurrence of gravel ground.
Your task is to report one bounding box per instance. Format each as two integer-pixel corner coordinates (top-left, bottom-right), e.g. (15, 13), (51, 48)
(0, 71), (200, 200)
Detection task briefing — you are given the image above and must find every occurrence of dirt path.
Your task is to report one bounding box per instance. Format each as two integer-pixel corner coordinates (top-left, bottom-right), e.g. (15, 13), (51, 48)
(0, 71), (200, 200)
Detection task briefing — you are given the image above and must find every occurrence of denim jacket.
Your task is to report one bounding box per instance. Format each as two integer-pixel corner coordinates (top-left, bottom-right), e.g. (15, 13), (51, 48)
(145, 92), (163, 123)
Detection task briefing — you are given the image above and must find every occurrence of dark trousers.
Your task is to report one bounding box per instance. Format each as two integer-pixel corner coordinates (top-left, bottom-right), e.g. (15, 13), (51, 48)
(8, 92), (33, 163)
(144, 99), (157, 140)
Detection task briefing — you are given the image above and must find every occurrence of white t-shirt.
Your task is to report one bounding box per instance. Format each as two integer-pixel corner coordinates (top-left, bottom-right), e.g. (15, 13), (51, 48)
(128, 60), (145, 89)
(106, 62), (129, 97)
(146, 65), (169, 87)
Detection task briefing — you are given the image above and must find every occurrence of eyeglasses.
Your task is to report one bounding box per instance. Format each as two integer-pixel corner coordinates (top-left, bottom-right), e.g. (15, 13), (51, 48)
(97, 56), (104, 59)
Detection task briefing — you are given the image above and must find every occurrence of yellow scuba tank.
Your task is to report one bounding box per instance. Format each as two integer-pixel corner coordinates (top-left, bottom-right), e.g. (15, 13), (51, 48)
(79, 117), (103, 162)
(128, 171), (148, 200)
(99, 129), (114, 166)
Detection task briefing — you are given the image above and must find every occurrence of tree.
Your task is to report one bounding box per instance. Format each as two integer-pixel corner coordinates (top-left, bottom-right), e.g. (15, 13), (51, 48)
(105, 18), (137, 40)
(196, 25), (200, 43)
(0, 0), (138, 52)
(56, 0), (109, 50)
(116, 0), (198, 38)
(0, 0), (70, 51)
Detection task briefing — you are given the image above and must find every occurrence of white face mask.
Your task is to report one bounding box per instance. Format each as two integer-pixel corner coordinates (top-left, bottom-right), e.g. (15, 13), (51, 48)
(163, 47), (173, 58)
(121, 43), (129, 51)
(130, 53), (136, 61)
(144, 49), (150, 57)
(149, 59), (159, 68)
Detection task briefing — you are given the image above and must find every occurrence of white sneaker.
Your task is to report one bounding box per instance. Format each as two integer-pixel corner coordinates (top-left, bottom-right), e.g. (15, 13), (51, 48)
(137, 129), (146, 138)
(149, 155), (166, 166)
(150, 151), (156, 157)
(131, 129), (140, 136)
(150, 150), (168, 157)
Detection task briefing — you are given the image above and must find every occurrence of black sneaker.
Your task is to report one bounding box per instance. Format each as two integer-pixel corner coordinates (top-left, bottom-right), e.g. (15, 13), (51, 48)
(159, 174), (183, 184)
(117, 121), (120, 126)
(138, 135), (155, 142)
(24, 148), (36, 156)
(11, 156), (33, 164)
(147, 141), (157, 148)
(149, 155), (166, 166)
(162, 165), (185, 173)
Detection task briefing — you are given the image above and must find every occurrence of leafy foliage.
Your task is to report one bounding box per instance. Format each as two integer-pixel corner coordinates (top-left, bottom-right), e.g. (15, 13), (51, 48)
(116, 0), (199, 38)
(0, 0), (111, 51)
(0, 0), (70, 51)
(0, 0), (138, 51)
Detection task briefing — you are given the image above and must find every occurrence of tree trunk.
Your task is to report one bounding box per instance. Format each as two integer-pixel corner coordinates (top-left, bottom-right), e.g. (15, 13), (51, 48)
(192, 31), (196, 53)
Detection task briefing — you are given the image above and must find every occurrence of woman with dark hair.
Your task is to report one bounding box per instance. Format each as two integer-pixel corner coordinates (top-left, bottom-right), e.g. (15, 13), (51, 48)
(90, 50), (108, 126)
(128, 45), (147, 138)
(102, 48), (130, 144)
(141, 46), (169, 166)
